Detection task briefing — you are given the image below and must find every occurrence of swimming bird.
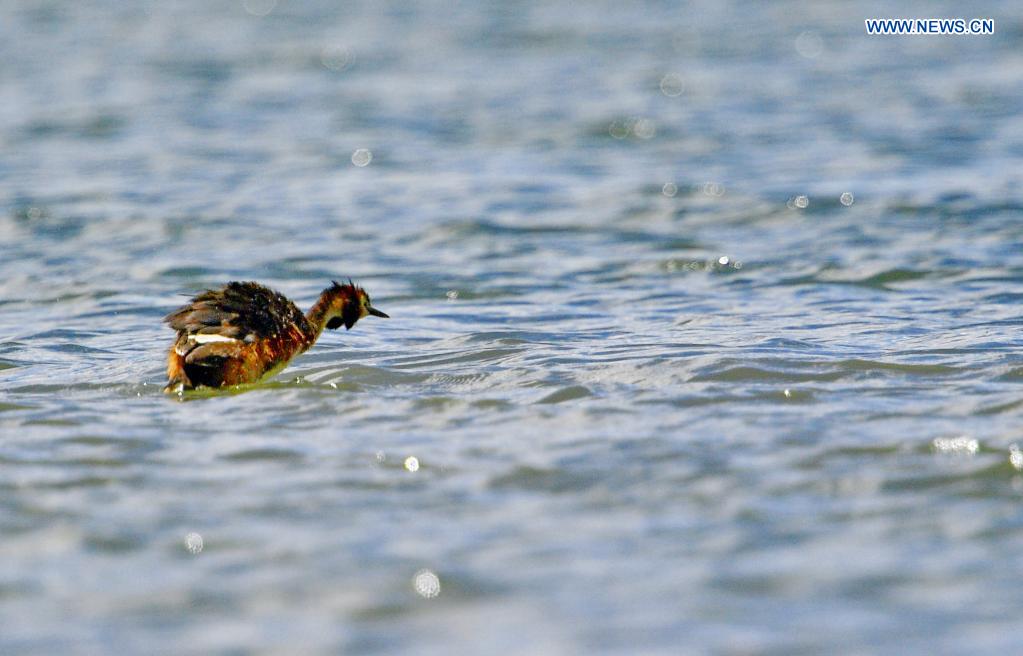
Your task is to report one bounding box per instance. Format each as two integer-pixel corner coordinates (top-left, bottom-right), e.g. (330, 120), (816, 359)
(163, 280), (388, 392)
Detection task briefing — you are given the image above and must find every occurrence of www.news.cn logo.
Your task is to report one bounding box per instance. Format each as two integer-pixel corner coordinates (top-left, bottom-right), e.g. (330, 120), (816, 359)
(865, 18), (994, 35)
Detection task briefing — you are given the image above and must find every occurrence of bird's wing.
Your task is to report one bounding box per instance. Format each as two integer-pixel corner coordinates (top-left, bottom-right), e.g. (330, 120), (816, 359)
(163, 281), (304, 342)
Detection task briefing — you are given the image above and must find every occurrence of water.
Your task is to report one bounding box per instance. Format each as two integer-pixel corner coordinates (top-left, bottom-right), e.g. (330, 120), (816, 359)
(2, 1), (1023, 653)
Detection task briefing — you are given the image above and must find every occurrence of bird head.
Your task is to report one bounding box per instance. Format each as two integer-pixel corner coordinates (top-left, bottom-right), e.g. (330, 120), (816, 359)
(324, 279), (389, 330)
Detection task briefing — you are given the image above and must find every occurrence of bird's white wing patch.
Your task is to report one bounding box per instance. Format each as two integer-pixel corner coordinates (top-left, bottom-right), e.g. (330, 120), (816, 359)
(189, 333), (241, 344)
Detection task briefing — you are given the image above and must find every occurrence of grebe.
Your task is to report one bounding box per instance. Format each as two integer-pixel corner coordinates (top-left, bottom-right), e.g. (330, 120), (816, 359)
(163, 280), (388, 392)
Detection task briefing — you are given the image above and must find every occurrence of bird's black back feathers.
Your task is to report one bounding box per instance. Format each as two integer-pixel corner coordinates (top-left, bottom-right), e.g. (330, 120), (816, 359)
(164, 281), (308, 339)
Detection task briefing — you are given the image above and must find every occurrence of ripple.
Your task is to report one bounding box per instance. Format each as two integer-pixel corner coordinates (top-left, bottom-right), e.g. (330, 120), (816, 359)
(222, 448), (305, 463)
(833, 359), (964, 376)
(536, 385), (592, 404)
(387, 347), (523, 369)
(688, 366), (844, 383)
(778, 267), (950, 290)
(84, 533), (145, 554)
(488, 465), (602, 493)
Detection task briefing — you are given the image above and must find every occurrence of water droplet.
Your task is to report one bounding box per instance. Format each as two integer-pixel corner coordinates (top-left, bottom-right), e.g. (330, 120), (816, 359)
(717, 255), (730, 266)
(703, 182), (724, 197)
(351, 148), (373, 167)
(662, 182), (678, 197)
(404, 456), (420, 472)
(783, 388), (792, 398)
(932, 436), (979, 455)
(446, 290), (459, 300)
(659, 73), (684, 97)
(632, 118), (656, 139)
(840, 192), (854, 206)
(184, 532), (203, 555)
(608, 120), (629, 139)
(321, 45), (353, 71)
(413, 569), (441, 598)
(794, 195), (809, 209)
(328, 382), (338, 389)
(375, 451), (386, 463)
(733, 261), (743, 269)
(26, 206), (43, 220)
(1010, 444), (1023, 470)
(795, 31), (823, 59)
(242, 0), (276, 17)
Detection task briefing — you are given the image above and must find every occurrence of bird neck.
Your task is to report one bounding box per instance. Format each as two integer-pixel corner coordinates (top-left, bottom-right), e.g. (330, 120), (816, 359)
(304, 290), (337, 342)
(304, 286), (357, 342)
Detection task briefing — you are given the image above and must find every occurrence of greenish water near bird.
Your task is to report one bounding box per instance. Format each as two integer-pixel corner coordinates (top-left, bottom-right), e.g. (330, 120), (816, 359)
(2, 1), (1023, 653)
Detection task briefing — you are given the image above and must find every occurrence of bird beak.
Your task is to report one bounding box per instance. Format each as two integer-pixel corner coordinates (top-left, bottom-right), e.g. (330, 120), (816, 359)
(367, 306), (389, 318)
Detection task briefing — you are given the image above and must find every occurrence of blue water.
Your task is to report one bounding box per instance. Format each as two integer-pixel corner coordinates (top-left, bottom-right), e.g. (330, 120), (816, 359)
(2, 1), (1023, 653)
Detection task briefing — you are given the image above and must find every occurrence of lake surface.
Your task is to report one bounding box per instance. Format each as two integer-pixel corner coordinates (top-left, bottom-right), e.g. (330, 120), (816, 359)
(2, 1), (1023, 653)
